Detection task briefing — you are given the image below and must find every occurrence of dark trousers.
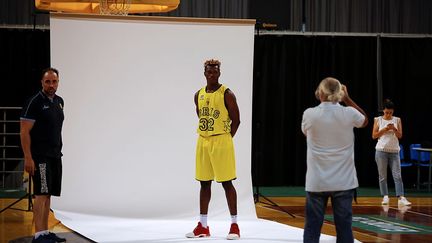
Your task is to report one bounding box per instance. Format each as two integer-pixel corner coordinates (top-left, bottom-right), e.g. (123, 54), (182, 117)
(303, 189), (355, 243)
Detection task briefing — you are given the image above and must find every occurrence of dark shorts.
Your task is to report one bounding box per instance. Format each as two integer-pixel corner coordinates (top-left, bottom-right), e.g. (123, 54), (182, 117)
(32, 156), (62, 196)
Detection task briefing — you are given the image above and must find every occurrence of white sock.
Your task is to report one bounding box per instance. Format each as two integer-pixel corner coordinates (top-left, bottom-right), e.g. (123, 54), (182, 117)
(34, 230), (48, 239)
(200, 214), (208, 228)
(231, 215), (237, 224)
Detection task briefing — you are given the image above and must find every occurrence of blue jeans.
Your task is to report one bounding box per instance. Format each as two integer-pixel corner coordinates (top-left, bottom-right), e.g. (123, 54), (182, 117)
(375, 150), (404, 197)
(303, 190), (355, 243)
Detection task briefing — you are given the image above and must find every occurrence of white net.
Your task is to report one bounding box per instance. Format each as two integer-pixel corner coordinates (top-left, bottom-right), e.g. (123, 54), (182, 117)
(99, 0), (131, 15)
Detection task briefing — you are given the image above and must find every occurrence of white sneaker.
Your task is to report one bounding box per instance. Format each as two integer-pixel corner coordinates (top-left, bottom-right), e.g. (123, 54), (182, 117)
(381, 195), (389, 205)
(398, 196), (412, 206)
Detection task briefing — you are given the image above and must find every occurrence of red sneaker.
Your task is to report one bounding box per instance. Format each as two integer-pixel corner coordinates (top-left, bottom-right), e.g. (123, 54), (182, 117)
(185, 222), (210, 238)
(227, 223), (240, 240)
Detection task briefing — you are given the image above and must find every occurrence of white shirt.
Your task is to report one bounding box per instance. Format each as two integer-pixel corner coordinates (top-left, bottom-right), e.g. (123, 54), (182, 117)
(375, 116), (400, 153)
(301, 102), (366, 192)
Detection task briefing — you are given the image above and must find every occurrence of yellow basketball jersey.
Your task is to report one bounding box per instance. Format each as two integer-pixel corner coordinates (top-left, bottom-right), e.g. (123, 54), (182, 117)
(197, 85), (231, 137)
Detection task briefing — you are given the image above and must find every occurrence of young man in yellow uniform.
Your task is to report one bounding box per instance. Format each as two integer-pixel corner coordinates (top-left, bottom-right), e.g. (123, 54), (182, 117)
(186, 59), (241, 240)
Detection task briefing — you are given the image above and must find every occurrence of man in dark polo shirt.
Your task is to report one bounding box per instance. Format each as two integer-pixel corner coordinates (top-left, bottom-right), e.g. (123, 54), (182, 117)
(20, 68), (66, 243)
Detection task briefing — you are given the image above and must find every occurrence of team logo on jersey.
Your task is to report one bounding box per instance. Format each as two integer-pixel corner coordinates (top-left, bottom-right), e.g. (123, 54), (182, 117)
(200, 95), (205, 100)
(42, 105), (49, 110)
(199, 107), (220, 119)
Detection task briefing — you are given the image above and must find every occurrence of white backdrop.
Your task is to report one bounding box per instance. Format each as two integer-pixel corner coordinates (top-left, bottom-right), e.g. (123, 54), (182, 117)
(50, 14), (256, 219)
(49, 14), (346, 243)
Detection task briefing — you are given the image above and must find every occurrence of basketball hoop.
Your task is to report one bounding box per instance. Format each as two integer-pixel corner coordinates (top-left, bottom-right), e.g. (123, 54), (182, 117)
(99, 0), (131, 15)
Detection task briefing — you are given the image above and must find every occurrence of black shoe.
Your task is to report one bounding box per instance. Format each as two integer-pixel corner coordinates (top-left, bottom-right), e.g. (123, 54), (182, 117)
(32, 235), (56, 243)
(45, 232), (67, 242)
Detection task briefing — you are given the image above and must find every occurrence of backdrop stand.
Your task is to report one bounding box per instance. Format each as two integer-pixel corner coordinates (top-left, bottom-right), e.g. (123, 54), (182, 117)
(0, 178), (33, 213)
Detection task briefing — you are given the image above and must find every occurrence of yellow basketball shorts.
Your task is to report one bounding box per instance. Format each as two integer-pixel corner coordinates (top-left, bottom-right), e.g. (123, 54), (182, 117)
(195, 133), (236, 182)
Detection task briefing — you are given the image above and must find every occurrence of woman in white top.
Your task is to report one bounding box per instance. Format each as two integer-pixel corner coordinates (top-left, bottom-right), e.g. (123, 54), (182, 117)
(372, 99), (411, 206)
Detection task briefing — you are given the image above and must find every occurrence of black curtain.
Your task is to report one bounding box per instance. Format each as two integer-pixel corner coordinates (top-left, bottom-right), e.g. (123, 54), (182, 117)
(1, 28), (431, 189)
(252, 34), (377, 187)
(249, 0), (291, 30)
(381, 37), (432, 148)
(290, 0), (432, 33)
(142, 0), (249, 18)
(2, 0), (432, 34)
(0, 0), (49, 26)
(0, 28), (50, 106)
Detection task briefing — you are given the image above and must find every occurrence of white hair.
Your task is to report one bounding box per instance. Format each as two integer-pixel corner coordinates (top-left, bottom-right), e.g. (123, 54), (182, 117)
(315, 77), (345, 103)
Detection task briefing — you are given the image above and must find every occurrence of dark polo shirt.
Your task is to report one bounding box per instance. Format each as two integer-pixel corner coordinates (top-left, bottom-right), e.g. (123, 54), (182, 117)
(20, 91), (64, 158)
